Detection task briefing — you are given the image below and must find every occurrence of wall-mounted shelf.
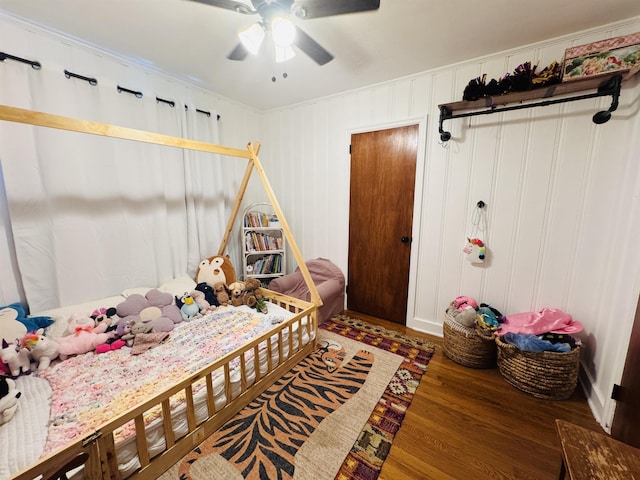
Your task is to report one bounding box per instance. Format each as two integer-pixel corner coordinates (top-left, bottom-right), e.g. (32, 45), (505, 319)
(438, 69), (638, 142)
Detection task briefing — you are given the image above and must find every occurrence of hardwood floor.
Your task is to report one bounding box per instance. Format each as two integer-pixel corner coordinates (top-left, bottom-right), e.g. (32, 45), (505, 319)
(343, 310), (603, 480)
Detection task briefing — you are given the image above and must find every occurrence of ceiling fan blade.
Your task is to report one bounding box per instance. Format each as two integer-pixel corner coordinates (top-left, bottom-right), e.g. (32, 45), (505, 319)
(227, 42), (249, 61)
(292, 0), (380, 19)
(294, 26), (333, 65)
(185, 0), (256, 14)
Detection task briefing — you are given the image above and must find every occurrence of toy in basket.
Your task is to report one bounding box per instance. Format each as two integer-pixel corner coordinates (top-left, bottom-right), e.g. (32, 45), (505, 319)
(442, 297), (502, 369)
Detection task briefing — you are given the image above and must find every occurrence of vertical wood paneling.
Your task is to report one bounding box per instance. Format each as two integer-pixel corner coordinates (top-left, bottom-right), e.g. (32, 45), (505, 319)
(260, 18), (640, 432)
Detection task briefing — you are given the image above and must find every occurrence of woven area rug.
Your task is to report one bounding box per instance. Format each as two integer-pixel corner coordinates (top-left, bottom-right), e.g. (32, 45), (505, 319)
(159, 315), (434, 480)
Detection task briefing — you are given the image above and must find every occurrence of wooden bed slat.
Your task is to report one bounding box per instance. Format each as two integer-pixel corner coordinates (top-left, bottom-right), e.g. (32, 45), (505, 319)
(134, 415), (150, 467)
(161, 399), (176, 448)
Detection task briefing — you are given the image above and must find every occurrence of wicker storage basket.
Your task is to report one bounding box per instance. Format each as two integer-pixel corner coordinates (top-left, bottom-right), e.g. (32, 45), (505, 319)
(442, 313), (497, 369)
(495, 335), (580, 400)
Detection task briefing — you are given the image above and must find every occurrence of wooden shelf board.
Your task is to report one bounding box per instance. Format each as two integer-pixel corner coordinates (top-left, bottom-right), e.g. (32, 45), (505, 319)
(438, 69), (633, 114)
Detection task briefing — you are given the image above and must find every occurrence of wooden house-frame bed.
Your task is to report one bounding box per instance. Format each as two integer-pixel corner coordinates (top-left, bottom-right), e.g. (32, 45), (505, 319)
(0, 104), (322, 480)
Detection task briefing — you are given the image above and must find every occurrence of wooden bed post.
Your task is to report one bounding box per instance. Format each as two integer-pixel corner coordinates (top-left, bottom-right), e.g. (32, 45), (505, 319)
(217, 155), (255, 256)
(246, 142), (323, 309)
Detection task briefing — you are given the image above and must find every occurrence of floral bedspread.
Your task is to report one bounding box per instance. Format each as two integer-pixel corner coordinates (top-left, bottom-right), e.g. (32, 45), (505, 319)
(38, 307), (272, 456)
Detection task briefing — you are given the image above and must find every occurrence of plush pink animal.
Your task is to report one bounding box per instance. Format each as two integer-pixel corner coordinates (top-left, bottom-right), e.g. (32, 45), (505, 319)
(57, 314), (112, 360)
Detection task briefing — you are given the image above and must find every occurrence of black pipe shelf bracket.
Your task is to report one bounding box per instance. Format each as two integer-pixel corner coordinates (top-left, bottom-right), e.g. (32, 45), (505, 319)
(437, 70), (636, 143)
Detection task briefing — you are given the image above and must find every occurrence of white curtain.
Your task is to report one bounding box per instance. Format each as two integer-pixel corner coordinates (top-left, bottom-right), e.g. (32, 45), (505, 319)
(0, 46), (224, 312)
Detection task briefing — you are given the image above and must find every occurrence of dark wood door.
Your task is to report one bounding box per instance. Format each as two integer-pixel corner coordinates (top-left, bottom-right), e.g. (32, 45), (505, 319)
(347, 125), (418, 324)
(611, 293), (640, 447)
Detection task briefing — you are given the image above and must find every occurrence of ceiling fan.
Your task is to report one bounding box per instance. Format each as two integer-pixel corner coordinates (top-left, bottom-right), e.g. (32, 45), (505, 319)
(187, 0), (381, 65)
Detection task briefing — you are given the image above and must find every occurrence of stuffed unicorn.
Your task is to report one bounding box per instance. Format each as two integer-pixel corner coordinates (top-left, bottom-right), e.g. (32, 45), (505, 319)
(21, 329), (59, 370)
(1, 338), (31, 377)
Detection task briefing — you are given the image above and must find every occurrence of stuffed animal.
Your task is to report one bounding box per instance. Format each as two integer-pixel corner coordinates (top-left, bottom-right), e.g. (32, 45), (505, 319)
(228, 281), (246, 307)
(91, 307), (126, 354)
(91, 307), (118, 334)
(195, 255), (237, 288)
(0, 376), (21, 425)
(56, 314), (111, 360)
(195, 282), (219, 307)
(116, 289), (183, 333)
(120, 318), (154, 347)
(452, 296), (478, 311)
(212, 282), (230, 307)
(175, 292), (202, 321)
(243, 278), (267, 313)
(1, 338), (31, 377)
(189, 290), (216, 315)
(21, 329), (59, 370)
(0, 303), (53, 340)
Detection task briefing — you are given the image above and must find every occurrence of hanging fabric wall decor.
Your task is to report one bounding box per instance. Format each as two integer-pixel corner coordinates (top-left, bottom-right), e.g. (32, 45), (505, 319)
(464, 201), (488, 265)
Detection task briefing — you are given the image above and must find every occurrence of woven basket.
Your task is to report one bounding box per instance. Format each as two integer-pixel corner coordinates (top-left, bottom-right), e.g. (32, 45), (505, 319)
(495, 335), (580, 400)
(442, 313), (497, 369)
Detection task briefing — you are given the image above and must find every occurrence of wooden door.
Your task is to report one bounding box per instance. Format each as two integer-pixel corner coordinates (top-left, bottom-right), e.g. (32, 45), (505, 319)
(611, 293), (640, 447)
(347, 125), (418, 324)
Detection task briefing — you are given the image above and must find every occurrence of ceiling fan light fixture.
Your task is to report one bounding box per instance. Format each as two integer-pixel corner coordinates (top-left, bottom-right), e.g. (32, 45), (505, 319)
(271, 17), (296, 47)
(238, 23), (265, 55)
(274, 44), (296, 63)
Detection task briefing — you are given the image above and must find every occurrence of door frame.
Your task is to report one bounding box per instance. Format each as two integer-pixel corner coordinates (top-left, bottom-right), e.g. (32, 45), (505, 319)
(344, 115), (429, 326)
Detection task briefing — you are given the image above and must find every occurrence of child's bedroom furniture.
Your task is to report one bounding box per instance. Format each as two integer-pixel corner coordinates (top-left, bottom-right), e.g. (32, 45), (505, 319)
(269, 257), (345, 323)
(555, 419), (640, 479)
(0, 103), (322, 480)
(242, 202), (286, 286)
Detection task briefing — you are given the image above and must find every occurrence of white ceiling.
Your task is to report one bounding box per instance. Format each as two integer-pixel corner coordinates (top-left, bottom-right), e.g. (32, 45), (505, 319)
(1, 0), (640, 110)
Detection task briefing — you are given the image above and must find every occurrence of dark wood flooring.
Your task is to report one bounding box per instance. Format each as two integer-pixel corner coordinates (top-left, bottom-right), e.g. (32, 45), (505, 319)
(343, 310), (603, 480)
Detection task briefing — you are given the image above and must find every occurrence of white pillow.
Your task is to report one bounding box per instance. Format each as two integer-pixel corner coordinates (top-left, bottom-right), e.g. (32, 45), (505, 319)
(158, 274), (197, 296)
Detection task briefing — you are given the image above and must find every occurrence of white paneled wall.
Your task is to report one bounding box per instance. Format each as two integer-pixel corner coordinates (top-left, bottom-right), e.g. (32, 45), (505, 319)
(257, 18), (640, 430)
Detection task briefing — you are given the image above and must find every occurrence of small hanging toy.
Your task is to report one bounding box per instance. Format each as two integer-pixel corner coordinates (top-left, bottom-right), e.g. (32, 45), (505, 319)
(464, 201), (488, 265)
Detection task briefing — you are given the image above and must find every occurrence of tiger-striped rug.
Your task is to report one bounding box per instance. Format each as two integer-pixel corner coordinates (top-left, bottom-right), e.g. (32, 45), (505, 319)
(159, 315), (435, 480)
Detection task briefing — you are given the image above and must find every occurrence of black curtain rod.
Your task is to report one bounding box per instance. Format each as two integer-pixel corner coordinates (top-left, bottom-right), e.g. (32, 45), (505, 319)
(156, 96), (175, 107)
(117, 85), (143, 98)
(0, 51), (41, 69)
(184, 105), (220, 121)
(64, 69), (97, 86)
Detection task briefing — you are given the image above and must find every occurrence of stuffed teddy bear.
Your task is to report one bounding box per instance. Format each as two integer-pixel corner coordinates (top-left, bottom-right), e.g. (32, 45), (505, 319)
(21, 329), (59, 370)
(56, 314), (112, 360)
(0, 303), (53, 341)
(243, 278), (267, 313)
(0, 376), (21, 425)
(212, 282), (231, 307)
(228, 281), (246, 307)
(1, 338), (31, 377)
(116, 289), (183, 333)
(195, 254), (237, 288)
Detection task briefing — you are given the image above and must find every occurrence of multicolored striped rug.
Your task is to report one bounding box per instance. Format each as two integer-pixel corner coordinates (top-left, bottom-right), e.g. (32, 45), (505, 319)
(323, 316), (435, 480)
(162, 315), (435, 480)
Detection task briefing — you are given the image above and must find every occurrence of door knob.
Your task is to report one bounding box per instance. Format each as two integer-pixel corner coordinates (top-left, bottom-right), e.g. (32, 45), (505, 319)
(401, 236), (410, 243)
